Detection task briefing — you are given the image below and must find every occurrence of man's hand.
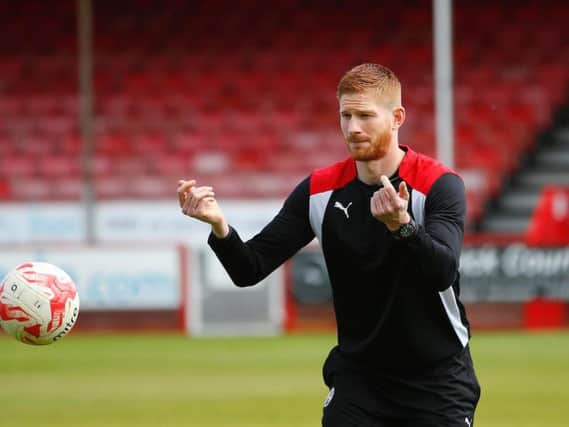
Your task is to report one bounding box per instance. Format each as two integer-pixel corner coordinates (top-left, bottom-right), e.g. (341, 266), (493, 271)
(177, 179), (229, 238)
(370, 175), (410, 232)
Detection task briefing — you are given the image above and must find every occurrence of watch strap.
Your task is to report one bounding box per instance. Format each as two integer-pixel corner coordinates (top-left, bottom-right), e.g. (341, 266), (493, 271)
(392, 217), (417, 240)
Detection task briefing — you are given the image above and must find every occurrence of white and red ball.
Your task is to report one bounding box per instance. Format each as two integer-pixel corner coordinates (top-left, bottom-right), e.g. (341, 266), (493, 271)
(0, 262), (80, 345)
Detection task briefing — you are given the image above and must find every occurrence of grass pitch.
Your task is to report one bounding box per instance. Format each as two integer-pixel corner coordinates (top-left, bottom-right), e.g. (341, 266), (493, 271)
(1, 331), (568, 426)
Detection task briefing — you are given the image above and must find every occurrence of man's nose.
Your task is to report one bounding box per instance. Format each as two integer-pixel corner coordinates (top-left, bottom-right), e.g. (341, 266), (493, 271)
(347, 118), (362, 134)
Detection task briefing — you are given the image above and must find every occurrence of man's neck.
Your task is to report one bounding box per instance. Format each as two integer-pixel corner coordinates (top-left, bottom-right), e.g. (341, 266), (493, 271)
(356, 145), (406, 185)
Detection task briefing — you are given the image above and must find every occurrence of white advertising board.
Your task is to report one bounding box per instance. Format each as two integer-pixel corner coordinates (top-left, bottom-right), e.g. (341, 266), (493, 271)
(0, 199), (283, 244)
(0, 203), (84, 243)
(0, 246), (181, 310)
(96, 199), (283, 244)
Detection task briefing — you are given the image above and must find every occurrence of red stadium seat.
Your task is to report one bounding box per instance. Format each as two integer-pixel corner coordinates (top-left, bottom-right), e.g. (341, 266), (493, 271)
(36, 155), (81, 178)
(10, 177), (53, 200)
(0, 177), (10, 200)
(0, 156), (36, 177)
(51, 178), (83, 200)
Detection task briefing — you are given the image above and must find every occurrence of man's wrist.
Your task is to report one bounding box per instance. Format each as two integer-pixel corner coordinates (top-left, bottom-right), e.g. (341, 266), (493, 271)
(211, 221), (230, 239)
(386, 212), (411, 232)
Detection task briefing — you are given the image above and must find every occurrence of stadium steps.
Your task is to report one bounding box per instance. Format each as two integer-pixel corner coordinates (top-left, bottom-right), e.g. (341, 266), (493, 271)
(478, 115), (569, 234)
(515, 169), (569, 188)
(498, 191), (540, 213)
(478, 215), (531, 234)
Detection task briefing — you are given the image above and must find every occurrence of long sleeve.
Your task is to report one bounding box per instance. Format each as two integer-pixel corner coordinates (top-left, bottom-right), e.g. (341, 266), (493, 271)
(407, 173), (466, 291)
(207, 177), (315, 287)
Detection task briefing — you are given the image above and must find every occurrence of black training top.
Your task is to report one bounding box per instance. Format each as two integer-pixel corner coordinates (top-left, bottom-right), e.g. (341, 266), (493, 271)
(208, 145), (470, 374)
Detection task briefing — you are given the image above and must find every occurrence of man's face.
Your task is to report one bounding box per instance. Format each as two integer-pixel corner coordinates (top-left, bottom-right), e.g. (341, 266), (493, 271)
(339, 90), (395, 161)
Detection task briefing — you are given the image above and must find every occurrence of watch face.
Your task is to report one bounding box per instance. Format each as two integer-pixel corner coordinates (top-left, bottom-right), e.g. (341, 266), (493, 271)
(398, 221), (416, 238)
(400, 223), (413, 238)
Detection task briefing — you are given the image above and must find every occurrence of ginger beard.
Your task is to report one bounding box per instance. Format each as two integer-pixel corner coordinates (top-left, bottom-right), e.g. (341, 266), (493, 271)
(346, 126), (392, 161)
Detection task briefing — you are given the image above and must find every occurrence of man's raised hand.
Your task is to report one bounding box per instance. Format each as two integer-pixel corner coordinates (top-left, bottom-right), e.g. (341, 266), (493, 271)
(177, 179), (229, 238)
(370, 175), (411, 231)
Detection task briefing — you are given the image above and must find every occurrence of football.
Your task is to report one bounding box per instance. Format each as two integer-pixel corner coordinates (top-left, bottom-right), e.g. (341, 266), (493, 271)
(0, 262), (80, 345)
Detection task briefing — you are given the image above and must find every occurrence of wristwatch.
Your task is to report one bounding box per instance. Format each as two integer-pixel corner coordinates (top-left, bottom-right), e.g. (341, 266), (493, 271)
(392, 217), (417, 240)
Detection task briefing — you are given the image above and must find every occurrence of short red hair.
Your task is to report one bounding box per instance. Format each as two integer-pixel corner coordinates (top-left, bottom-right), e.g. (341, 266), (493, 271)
(337, 63), (402, 106)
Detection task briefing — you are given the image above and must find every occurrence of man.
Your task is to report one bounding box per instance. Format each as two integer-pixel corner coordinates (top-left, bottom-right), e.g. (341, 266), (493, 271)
(178, 63), (481, 426)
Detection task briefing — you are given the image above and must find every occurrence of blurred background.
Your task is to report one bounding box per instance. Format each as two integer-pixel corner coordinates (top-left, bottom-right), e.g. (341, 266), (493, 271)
(1, 0), (568, 426)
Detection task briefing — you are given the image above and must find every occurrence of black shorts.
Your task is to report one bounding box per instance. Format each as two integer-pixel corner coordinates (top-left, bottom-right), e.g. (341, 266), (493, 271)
(321, 346), (481, 427)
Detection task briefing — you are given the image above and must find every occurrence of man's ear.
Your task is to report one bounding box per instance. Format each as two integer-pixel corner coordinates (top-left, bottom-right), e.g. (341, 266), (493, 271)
(392, 106), (406, 130)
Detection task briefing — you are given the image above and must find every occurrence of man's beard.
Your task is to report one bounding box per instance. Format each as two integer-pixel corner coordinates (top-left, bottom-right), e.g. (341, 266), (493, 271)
(347, 131), (391, 161)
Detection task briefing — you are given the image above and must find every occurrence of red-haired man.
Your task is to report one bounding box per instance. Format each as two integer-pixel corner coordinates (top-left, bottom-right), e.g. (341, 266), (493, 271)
(179, 63), (480, 427)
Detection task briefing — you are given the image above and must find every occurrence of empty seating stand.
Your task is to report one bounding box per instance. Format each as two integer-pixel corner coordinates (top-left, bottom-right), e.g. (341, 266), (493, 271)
(0, 0), (568, 229)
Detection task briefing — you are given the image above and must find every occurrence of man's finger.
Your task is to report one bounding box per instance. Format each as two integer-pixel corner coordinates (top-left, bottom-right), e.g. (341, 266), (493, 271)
(177, 179), (196, 192)
(189, 187), (215, 212)
(378, 189), (395, 213)
(370, 192), (380, 216)
(379, 175), (392, 189)
(178, 190), (186, 208)
(190, 187), (214, 200)
(182, 185), (211, 212)
(177, 179), (196, 207)
(399, 181), (410, 201)
(380, 175), (398, 200)
(182, 193), (193, 214)
(375, 191), (388, 215)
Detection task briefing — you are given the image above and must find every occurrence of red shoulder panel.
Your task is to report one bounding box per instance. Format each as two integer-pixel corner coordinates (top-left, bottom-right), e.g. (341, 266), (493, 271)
(398, 145), (458, 195)
(310, 158), (357, 195)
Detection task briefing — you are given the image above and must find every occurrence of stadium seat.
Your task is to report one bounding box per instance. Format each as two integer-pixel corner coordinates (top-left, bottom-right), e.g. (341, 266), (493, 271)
(0, 177), (10, 200)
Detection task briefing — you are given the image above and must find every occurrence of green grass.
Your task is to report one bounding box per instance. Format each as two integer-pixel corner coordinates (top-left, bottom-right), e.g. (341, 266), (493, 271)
(1, 331), (568, 426)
